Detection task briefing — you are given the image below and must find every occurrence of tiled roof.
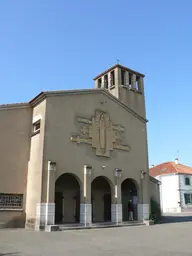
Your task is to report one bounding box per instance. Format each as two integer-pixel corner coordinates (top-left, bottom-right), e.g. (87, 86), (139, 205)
(149, 162), (192, 177)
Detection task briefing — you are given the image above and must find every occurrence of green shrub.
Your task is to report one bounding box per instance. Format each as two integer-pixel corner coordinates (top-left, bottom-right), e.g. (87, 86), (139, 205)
(150, 198), (161, 223)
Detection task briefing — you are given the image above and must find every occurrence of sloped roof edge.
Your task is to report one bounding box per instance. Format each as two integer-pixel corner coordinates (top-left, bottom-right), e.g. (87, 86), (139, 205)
(29, 88), (148, 123)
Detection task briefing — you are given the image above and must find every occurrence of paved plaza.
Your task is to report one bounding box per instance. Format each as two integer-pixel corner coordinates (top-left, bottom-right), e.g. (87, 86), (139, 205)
(0, 220), (192, 256)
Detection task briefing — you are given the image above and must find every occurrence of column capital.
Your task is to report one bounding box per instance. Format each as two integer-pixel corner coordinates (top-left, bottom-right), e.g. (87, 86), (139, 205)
(48, 161), (56, 172)
(84, 164), (92, 169)
(114, 168), (122, 177)
(84, 165), (92, 175)
(125, 71), (129, 87)
(131, 73), (136, 89)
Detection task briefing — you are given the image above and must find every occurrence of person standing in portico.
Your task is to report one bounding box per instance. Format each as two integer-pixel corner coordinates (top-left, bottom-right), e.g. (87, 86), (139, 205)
(132, 195), (138, 220)
(128, 200), (133, 221)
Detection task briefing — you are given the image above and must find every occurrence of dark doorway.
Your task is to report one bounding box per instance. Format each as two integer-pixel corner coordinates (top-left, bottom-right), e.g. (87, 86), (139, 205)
(91, 176), (111, 223)
(55, 173), (80, 224)
(55, 192), (63, 224)
(104, 193), (111, 221)
(121, 178), (138, 221)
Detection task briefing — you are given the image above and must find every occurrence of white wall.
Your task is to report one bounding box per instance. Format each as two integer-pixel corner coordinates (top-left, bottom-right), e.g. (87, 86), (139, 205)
(179, 174), (192, 210)
(157, 174), (181, 213)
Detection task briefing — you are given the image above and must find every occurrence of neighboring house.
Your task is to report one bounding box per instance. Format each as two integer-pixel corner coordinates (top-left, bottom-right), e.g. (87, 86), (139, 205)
(150, 159), (192, 213)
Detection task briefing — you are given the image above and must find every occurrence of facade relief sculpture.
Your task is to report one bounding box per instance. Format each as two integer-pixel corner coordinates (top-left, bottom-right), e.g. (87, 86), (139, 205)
(70, 110), (130, 157)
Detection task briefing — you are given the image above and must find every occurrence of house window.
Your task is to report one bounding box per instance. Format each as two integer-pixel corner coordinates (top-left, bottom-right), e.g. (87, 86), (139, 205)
(32, 120), (41, 134)
(184, 193), (192, 205)
(185, 177), (190, 186)
(0, 194), (23, 209)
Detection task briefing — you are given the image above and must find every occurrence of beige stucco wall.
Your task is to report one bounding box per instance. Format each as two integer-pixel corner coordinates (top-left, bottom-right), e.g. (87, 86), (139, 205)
(119, 74), (146, 119)
(25, 100), (46, 225)
(0, 104), (32, 227)
(150, 178), (160, 205)
(41, 92), (150, 206)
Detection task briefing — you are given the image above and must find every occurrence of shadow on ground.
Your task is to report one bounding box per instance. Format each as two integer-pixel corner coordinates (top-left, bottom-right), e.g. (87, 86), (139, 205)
(161, 215), (192, 224)
(0, 253), (21, 255)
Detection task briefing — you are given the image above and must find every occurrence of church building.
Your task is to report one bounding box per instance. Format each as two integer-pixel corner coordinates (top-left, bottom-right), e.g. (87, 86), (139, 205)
(0, 64), (151, 230)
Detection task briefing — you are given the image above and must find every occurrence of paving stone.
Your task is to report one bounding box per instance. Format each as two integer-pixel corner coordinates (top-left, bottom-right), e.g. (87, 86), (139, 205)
(0, 221), (192, 256)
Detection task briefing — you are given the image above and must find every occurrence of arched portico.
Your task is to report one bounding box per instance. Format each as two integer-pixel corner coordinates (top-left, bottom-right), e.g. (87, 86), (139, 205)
(121, 178), (138, 221)
(55, 173), (81, 224)
(91, 176), (112, 223)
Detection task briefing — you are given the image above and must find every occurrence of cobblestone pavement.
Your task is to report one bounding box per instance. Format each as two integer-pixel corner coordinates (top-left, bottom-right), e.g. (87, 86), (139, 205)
(0, 222), (192, 256)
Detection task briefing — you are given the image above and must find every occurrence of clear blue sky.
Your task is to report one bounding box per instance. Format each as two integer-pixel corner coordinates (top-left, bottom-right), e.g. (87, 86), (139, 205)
(0, 1), (191, 167)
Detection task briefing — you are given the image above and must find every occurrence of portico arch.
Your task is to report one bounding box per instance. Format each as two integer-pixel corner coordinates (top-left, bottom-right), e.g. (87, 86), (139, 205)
(121, 178), (138, 221)
(55, 173), (81, 224)
(91, 176), (112, 223)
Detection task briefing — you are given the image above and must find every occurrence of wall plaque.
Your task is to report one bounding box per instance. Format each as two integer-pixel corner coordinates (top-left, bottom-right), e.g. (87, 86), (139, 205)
(70, 110), (130, 157)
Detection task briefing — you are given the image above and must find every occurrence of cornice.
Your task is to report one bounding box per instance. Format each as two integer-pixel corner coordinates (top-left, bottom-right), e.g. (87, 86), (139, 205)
(150, 176), (161, 185)
(0, 103), (30, 111)
(93, 64), (145, 80)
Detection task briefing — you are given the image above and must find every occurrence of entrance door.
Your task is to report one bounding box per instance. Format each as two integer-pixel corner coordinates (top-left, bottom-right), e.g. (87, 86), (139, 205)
(75, 194), (80, 222)
(104, 193), (111, 222)
(91, 176), (111, 222)
(55, 173), (80, 224)
(63, 193), (76, 223)
(121, 178), (138, 221)
(55, 192), (63, 224)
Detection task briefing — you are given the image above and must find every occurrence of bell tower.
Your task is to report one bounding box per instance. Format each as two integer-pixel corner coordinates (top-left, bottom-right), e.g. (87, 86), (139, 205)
(93, 64), (146, 119)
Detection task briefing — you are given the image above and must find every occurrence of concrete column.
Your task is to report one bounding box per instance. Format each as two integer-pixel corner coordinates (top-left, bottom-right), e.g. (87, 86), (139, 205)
(111, 169), (122, 224)
(131, 73), (136, 90)
(125, 71), (129, 87)
(46, 162), (56, 225)
(115, 67), (119, 86)
(35, 203), (46, 230)
(101, 76), (104, 88)
(35, 161), (56, 230)
(137, 171), (149, 221)
(137, 204), (149, 221)
(80, 165), (92, 225)
(108, 72), (112, 87)
(138, 76), (143, 92)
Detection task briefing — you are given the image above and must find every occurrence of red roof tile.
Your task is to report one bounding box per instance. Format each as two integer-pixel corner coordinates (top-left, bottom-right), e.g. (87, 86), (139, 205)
(149, 162), (192, 177)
